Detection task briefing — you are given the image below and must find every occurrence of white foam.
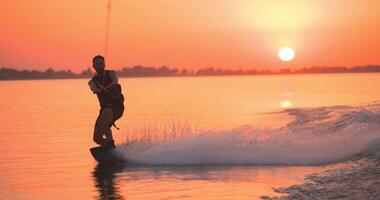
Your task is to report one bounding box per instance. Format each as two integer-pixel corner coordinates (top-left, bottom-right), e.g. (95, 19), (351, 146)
(118, 102), (380, 165)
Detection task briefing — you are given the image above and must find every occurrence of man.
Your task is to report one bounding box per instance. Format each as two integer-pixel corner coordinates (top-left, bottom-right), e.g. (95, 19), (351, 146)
(89, 55), (124, 148)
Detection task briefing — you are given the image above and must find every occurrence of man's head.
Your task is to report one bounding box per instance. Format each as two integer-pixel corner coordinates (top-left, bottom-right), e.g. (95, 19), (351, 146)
(92, 55), (105, 74)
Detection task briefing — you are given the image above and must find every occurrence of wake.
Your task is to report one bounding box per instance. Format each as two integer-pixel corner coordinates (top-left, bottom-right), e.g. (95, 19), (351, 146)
(117, 102), (380, 165)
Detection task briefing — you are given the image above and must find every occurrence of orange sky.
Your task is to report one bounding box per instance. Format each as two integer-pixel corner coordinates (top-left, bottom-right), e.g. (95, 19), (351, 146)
(1, 0), (379, 72)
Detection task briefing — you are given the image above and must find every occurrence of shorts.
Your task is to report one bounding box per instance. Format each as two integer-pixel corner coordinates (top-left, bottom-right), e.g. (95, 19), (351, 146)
(96, 101), (124, 128)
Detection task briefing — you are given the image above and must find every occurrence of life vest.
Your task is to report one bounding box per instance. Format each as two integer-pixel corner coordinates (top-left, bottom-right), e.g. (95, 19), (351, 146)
(91, 70), (124, 108)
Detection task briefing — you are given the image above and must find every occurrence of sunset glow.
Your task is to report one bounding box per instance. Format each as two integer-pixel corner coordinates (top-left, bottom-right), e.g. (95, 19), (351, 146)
(2, 1), (380, 199)
(1, 0), (379, 72)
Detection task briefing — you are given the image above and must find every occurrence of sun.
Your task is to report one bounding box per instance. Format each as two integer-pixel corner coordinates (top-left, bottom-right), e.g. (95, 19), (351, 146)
(278, 47), (295, 62)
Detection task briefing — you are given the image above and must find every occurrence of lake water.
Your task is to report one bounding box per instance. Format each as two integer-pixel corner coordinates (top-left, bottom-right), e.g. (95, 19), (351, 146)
(1, 74), (380, 199)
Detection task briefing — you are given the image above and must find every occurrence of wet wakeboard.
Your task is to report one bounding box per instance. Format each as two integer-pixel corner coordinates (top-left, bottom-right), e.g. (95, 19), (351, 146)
(90, 146), (125, 164)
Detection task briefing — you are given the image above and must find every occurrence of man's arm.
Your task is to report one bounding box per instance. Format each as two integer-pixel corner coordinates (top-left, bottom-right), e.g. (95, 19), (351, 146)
(104, 70), (118, 89)
(88, 79), (103, 94)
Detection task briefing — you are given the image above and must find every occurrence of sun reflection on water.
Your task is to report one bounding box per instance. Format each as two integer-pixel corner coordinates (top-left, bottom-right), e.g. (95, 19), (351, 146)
(280, 100), (293, 108)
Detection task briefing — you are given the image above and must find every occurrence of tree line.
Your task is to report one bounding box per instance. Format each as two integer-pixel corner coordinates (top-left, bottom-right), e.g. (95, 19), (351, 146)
(1, 65), (380, 80)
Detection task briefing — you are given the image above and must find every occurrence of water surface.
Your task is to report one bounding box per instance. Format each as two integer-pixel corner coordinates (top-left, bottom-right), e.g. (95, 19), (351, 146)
(1, 74), (380, 199)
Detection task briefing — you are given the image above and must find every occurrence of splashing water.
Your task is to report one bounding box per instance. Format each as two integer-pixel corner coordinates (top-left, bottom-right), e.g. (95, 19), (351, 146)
(117, 102), (380, 165)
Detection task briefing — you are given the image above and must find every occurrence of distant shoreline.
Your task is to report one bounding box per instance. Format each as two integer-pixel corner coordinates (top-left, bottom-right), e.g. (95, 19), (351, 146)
(1, 65), (380, 80)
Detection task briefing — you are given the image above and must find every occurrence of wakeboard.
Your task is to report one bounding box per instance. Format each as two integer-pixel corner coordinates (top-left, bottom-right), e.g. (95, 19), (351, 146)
(90, 146), (125, 164)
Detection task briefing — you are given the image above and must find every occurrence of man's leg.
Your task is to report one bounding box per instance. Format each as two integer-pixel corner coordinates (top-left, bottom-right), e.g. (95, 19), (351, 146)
(93, 123), (107, 146)
(93, 107), (114, 146)
(99, 107), (114, 143)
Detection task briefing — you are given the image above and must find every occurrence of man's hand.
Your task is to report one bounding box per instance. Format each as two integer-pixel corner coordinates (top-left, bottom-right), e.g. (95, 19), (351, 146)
(95, 85), (108, 95)
(104, 84), (113, 90)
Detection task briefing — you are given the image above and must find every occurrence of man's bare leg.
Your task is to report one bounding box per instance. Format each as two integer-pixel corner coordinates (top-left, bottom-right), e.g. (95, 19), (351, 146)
(93, 124), (107, 146)
(93, 107), (114, 146)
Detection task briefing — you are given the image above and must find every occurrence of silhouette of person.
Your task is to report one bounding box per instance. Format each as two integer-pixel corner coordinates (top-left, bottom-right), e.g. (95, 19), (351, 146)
(89, 55), (124, 148)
